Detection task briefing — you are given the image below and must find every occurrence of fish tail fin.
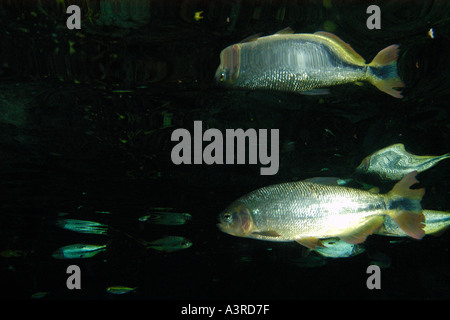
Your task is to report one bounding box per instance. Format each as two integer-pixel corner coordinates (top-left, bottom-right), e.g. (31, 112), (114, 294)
(367, 44), (404, 98)
(386, 171), (425, 239)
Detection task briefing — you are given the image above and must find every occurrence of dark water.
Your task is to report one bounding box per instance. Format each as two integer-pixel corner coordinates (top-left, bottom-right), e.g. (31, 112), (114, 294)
(0, 0), (449, 305)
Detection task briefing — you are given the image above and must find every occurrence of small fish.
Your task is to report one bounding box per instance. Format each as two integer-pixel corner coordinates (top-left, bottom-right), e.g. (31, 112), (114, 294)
(54, 219), (109, 235)
(106, 286), (137, 295)
(313, 238), (366, 258)
(144, 236), (192, 253)
(0, 249), (26, 258)
(356, 143), (450, 180)
(217, 171), (425, 250)
(215, 28), (404, 98)
(139, 212), (192, 225)
(31, 292), (49, 299)
(52, 243), (108, 259)
(377, 209), (450, 237)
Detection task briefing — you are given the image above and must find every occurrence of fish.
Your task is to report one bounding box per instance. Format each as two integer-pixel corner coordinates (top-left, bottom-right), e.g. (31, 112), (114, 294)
(215, 28), (404, 98)
(0, 249), (27, 258)
(52, 243), (108, 259)
(144, 236), (192, 253)
(139, 212), (192, 225)
(313, 238), (366, 258)
(217, 171), (425, 250)
(106, 286), (137, 295)
(377, 209), (450, 237)
(356, 143), (450, 180)
(54, 219), (109, 235)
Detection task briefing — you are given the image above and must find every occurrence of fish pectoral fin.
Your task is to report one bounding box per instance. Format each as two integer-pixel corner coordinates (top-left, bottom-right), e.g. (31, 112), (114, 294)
(295, 237), (325, 250)
(388, 210), (425, 240)
(251, 230), (281, 237)
(340, 216), (385, 244)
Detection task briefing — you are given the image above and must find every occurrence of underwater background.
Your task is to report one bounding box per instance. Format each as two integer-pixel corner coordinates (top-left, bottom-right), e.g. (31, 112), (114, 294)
(0, 0), (449, 301)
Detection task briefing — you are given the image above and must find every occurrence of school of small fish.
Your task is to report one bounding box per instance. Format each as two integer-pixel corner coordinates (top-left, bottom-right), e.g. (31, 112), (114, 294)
(50, 207), (193, 295)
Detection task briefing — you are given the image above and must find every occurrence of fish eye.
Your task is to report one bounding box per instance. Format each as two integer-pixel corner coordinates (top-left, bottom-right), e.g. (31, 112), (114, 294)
(222, 212), (232, 222)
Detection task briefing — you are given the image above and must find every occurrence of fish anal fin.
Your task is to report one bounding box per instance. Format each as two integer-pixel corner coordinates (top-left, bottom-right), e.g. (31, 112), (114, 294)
(390, 171), (425, 200)
(295, 237), (324, 250)
(252, 230), (281, 237)
(389, 210), (425, 240)
(340, 216), (385, 244)
(314, 31), (366, 64)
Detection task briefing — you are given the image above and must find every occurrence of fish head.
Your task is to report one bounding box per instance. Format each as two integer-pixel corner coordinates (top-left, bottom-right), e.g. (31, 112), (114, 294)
(217, 202), (253, 237)
(215, 44), (240, 86)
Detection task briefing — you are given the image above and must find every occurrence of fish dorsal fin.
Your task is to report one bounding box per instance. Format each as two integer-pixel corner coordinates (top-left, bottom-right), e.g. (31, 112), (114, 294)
(240, 33), (262, 43)
(275, 27), (294, 35)
(314, 31), (366, 64)
(303, 177), (341, 186)
(387, 143), (407, 153)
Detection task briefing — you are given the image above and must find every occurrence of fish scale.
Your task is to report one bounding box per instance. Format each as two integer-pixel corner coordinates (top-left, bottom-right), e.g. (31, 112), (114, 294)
(237, 37), (366, 92)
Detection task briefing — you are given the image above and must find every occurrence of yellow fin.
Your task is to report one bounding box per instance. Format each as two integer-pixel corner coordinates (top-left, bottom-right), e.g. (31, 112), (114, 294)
(314, 31), (366, 64)
(295, 237), (324, 250)
(340, 216), (385, 244)
(368, 45), (404, 98)
(390, 171), (425, 200)
(388, 210), (425, 240)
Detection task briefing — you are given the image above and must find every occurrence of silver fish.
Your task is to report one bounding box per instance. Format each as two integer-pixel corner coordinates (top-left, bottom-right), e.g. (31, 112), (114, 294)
(52, 243), (107, 259)
(215, 28), (404, 98)
(218, 171), (425, 250)
(356, 143), (450, 180)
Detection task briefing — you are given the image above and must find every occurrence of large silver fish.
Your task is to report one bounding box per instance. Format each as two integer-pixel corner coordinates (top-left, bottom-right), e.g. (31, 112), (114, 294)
(356, 143), (450, 180)
(217, 171), (425, 250)
(215, 28), (404, 98)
